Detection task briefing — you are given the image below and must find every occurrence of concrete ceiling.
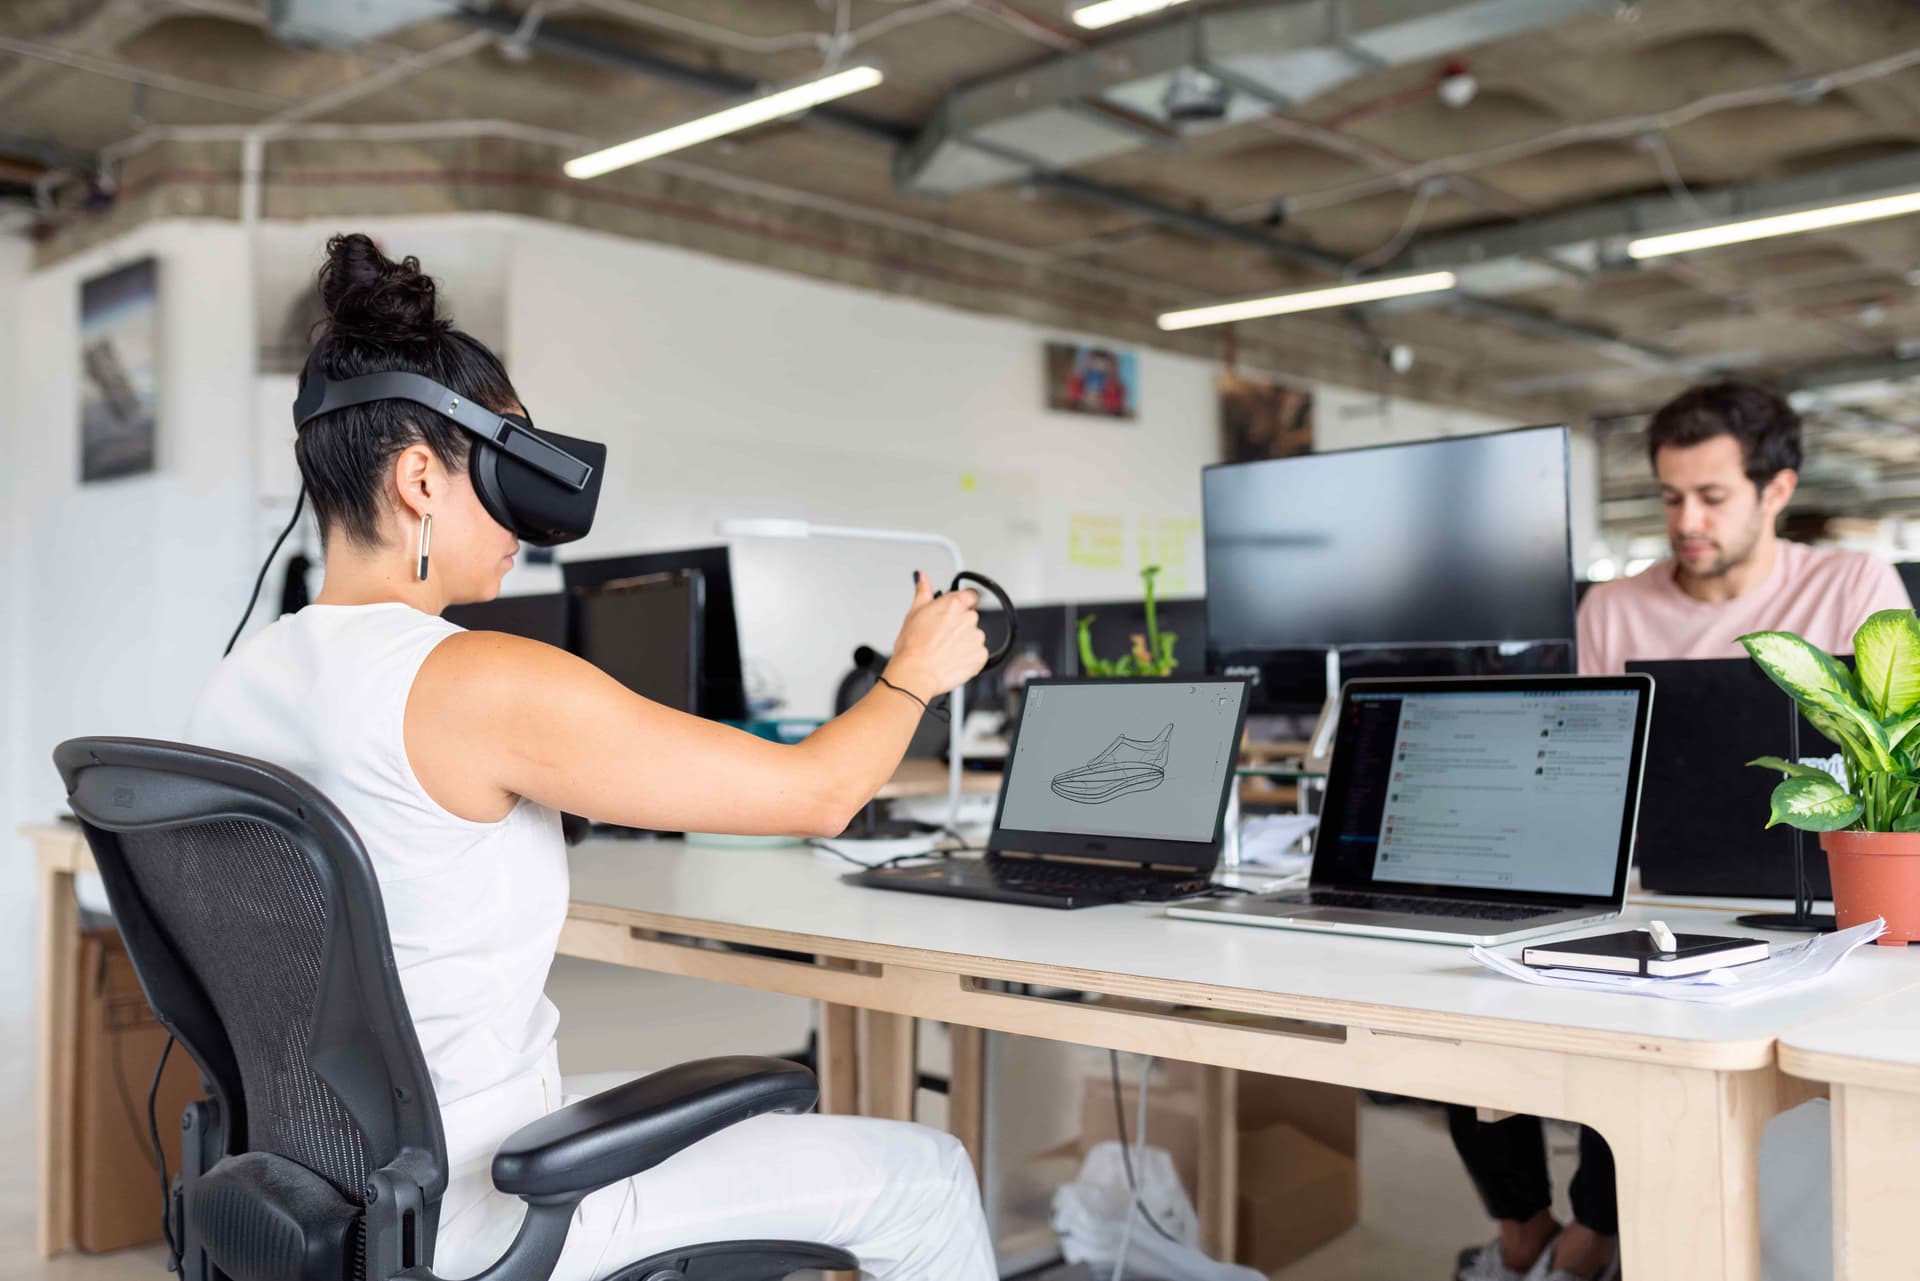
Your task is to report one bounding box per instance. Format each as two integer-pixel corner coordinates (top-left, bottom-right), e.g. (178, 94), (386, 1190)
(6, 0), (1920, 510)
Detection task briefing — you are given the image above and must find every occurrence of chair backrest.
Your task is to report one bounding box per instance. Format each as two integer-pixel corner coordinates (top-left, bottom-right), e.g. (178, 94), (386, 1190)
(54, 737), (447, 1219)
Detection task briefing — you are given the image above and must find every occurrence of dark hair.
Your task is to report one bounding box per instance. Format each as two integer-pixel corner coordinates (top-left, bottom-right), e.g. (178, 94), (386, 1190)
(296, 233), (520, 546)
(1645, 381), (1802, 490)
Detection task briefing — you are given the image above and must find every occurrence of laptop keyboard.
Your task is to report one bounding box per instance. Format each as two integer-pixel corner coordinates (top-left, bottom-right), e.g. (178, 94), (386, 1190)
(1276, 889), (1554, 922)
(991, 861), (1210, 902)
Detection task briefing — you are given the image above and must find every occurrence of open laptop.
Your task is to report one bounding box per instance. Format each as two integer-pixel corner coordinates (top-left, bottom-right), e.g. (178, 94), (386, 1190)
(849, 676), (1250, 909)
(1629, 658), (1839, 898)
(1170, 674), (1653, 944)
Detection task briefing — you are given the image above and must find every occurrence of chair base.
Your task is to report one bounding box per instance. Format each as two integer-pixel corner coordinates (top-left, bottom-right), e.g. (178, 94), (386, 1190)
(604, 1240), (859, 1281)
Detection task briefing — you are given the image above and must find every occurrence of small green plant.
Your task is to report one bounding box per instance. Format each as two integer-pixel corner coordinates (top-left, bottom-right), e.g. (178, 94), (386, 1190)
(1741, 609), (1920, 833)
(1078, 565), (1178, 678)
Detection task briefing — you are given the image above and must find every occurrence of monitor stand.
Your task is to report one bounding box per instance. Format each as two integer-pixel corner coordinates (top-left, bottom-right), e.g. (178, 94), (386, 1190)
(1735, 715), (1835, 933)
(1304, 647), (1341, 774)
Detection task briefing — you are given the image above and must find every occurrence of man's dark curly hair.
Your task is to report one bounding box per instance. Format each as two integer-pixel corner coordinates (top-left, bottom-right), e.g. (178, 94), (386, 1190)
(1646, 381), (1802, 491)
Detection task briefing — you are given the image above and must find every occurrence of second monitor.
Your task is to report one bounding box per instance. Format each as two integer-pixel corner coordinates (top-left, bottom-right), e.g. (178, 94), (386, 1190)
(1203, 425), (1578, 710)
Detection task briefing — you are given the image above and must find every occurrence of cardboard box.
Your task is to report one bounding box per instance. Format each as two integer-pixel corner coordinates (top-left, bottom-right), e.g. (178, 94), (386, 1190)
(73, 928), (205, 1253)
(1079, 1065), (1359, 1273)
(1234, 1120), (1358, 1273)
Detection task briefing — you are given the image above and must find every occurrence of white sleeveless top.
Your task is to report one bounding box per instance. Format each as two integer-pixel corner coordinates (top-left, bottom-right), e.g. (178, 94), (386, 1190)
(189, 603), (568, 1263)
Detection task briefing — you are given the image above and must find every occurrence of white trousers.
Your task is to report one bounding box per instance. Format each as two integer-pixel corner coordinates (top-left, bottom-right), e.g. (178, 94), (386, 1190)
(439, 1068), (998, 1281)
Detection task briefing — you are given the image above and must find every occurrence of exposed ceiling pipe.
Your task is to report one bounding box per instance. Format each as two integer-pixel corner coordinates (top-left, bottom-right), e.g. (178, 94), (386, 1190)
(894, 0), (1614, 196)
(452, 5), (1690, 377)
(455, 6), (913, 148)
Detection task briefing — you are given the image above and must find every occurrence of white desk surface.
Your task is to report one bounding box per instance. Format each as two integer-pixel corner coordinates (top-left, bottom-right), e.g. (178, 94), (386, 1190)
(1779, 987), (1920, 1091)
(568, 839), (1920, 1070)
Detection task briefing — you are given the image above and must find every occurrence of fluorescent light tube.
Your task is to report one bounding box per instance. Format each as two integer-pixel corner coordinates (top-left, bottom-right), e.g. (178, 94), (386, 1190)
(1627, 191), (1920, 259)
(565, 64), (884, 179)
(1156, 271), (1459, 330)
(1071, 0), (1193, 29)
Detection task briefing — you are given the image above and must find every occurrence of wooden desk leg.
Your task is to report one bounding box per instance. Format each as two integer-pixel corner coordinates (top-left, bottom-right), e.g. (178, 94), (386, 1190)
(1196, 1065), (1239, 1262)
(1829, 1083), (1920, 1281)
(856, 1010), (917, 1122)
(947, 1024), (986, 1184)
(815, 1001), (860, 1117)
(1580, 1061), (1776, 1281)
(36, 861), (78, 1258)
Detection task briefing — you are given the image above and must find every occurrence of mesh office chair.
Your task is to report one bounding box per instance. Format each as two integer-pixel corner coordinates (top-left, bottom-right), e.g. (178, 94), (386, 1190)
(54, 737), (858, 1281)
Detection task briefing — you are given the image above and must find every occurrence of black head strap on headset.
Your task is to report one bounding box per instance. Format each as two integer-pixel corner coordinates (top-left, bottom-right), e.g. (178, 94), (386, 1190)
(292, 349), (606, 547)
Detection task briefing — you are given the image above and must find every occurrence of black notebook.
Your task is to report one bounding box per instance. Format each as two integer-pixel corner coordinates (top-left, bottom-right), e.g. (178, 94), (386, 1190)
(1522, 930), (1770, 978)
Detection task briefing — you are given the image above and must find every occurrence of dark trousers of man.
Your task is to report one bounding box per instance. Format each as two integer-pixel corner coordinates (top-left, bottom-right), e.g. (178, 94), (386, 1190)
(1445, 1106), (1620, 1237)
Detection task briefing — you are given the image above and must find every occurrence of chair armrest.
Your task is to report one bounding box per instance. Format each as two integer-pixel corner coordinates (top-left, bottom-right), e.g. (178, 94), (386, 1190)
(491, 1056), (819, 1201)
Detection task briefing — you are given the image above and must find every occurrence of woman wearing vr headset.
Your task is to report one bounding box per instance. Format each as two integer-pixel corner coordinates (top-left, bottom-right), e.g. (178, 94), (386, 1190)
(189, 235), (995, 1281)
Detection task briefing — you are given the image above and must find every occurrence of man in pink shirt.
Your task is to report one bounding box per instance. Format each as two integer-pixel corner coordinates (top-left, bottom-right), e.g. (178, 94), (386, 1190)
(1451, 381), (1910, 1281)
(1579, 381), (1910, 675)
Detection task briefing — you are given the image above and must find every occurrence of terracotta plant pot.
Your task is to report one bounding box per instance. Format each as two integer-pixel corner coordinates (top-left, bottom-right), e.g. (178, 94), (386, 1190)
(1821, 830), (1920, 945)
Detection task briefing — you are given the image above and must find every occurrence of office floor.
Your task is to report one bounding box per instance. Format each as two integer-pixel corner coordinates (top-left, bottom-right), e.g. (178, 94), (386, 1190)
(0, 959), (1578, 1281)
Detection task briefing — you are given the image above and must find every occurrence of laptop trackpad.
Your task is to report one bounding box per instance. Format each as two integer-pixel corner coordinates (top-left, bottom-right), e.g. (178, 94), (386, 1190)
(1289, 908), (1431, 927)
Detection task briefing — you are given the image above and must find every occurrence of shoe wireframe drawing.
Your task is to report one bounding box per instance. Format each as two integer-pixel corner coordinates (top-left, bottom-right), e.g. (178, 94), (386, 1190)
(1050, 724), (1172, 804)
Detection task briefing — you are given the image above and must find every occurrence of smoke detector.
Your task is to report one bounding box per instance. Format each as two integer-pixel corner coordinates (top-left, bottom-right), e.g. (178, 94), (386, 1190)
(1437, 61), (1477, 109)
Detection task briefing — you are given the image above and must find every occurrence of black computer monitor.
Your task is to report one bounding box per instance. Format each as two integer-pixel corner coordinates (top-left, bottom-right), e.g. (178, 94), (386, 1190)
(442, 592), (570, 648)
(572, 571), (703, 714)
(1896, 561), (1920, 606)
(563, 546), (748, 720)
(1202, 424), (1577, 709)
(965, 602), (1075, 716)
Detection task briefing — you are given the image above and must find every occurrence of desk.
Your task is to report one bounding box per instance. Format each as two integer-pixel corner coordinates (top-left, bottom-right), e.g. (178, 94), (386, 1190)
(1779, 989), (1920, 1280)
(558, 841), (1920, 1280)
(30, 824), (1920, 1277)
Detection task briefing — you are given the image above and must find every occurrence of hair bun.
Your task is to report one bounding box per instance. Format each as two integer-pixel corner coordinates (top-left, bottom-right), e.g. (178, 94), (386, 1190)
(318, 232), (449, 344)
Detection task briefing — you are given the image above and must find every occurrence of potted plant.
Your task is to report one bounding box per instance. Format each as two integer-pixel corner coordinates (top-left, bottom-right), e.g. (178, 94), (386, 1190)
(1077, 565), (1178, 678)
(1741, 609), (1920, 945)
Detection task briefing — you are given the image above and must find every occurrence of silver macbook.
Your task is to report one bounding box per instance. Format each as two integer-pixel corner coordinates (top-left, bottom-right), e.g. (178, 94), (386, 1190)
(1170, 674), (1654, 944)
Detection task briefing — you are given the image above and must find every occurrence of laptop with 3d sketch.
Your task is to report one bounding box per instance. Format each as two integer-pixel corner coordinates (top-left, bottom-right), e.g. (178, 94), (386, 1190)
(849, 677), (1250, 909)
(1169, 674), (1653, 944)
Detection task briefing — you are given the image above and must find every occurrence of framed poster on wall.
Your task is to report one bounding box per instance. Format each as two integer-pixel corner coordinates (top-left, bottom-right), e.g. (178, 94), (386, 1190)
(1046, 341), (1138, 419)
(1219, 370), (1312, 463)
(79, 257), (159, 483)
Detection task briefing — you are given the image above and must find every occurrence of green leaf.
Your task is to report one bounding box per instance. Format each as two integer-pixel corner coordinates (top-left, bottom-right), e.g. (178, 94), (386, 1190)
(1895, 811), (1920, 833)
(1765, 775), (1864, 832)
(1747, 756), (1835, 780)
(1853, 610), (1920, 720)
(1741, 631), (1894, 771)
(1887, 711), (1920, 751)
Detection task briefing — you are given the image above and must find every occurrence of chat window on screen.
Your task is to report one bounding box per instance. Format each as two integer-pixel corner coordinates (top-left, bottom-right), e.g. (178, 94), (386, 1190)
(1333, 690), (1638, 897)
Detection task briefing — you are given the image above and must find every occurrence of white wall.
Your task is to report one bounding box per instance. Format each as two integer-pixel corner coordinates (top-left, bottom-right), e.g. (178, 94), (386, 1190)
(0, 230), (31, 1028)
(2, 222), (258, 1024)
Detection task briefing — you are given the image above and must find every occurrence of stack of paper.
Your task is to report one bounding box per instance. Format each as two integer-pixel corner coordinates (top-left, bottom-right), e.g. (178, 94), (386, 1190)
(1237, 813), (1318, 872)
(1470, 919), (1887, 1004)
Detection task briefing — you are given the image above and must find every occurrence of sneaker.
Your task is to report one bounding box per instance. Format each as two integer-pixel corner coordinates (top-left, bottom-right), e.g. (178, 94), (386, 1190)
(1455, 1236), (1554, 1281)
(1050, 724), (1172, 803)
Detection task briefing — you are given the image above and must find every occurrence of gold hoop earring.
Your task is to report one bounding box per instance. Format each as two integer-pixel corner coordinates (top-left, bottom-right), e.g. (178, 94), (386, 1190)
(416, 513), (432, 582)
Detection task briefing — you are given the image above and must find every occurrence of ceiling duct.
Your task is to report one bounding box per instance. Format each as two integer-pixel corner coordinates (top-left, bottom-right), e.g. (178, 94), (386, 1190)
(895, 0), (1613, 196)
(269, 0), (466, 48)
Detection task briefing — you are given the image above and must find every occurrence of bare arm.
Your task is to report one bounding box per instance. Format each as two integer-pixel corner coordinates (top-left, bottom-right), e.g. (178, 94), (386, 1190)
(406, 572), (986, 836)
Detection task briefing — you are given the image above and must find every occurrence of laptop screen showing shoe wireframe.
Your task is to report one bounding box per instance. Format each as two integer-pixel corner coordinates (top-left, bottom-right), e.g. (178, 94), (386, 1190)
(1317, 677), (1649, 902)
(994, 678), (1250, 855)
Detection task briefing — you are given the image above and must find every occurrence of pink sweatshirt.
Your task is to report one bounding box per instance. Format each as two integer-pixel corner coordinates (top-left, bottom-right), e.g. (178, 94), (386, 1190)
(1577, 541), (1912, 675)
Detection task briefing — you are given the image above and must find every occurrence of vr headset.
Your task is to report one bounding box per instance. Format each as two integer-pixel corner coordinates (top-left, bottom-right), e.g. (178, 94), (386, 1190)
(292, 350), (605, 545)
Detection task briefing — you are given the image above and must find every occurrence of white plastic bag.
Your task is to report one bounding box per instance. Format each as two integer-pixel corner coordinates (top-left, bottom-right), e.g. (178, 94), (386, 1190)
(1050, 1142), (1264, 1281)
